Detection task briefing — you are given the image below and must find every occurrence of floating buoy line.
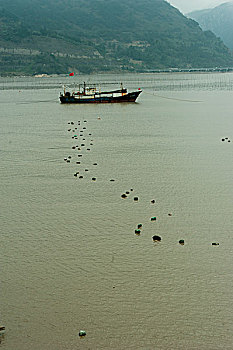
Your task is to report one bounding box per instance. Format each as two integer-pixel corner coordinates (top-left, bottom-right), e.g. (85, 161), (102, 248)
(63, 117), (223, 251)
(61, 115), (223, 339)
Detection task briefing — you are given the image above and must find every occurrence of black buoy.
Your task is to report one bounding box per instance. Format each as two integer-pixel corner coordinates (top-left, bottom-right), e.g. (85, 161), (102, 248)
(87, 148), (90, 151)
(134, 197), (139, 201)
(137, 224), (142, 229)
(179, 239), (185, 245)
(79, 175), (83, 179)
(76, 161), (81, 164)
(152, 235), (161, 242)
(130, 188), (133, 191)
(212, 242), (220, 246)
(121, 194), (127, 199)
(221, 139), (225, 141)
(135, 229), (141, 235)
(151, 199), (155, 204)
(79, 330), (86, 337)
(110, 179), (115, 182)
(72, 146), (76, 149)
(68, 156), (71, 159)
(74, 173), (78, 177)
(92, 177), (97, 181)
(126, 191), (130, 194)
(85, 169), (89, 172)
(151, 217), (157, 221)
(78, 155), (82, 157)
(93, 163), (97, 166)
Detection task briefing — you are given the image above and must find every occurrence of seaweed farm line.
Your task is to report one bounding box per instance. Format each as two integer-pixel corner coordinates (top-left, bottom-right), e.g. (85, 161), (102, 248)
(1, 71), (233, 91)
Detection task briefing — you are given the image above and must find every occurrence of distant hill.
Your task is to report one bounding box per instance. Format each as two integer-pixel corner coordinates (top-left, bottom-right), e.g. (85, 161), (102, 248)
(188, 2), (233, 50)
(0, 0), (232, 75)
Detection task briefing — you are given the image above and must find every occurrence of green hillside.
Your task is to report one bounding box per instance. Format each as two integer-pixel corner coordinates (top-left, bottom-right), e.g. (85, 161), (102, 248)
(0, 0), (232, 75)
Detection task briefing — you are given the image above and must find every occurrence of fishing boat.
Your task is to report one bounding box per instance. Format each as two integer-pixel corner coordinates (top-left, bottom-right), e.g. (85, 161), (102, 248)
(59, 82), (142, 104)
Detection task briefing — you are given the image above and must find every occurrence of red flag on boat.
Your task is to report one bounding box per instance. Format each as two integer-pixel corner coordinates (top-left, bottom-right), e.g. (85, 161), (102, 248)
(69, 72), (74, 76)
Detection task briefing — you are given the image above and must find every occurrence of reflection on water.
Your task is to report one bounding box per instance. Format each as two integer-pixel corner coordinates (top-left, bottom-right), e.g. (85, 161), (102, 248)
(1, 73), (233, 349)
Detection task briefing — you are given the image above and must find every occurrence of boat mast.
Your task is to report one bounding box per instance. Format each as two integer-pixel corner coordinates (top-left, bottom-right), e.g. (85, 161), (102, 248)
(121, 82), (123, 96)
(83, 81), (86, 95)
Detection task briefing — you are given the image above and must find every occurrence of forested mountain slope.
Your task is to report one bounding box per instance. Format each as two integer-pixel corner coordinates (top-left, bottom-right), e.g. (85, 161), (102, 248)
(188, 2), (233, 50)
(0, 0), (232, 75)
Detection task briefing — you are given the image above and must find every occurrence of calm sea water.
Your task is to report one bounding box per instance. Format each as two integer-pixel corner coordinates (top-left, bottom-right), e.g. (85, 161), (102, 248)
(1, 73), (233, 350)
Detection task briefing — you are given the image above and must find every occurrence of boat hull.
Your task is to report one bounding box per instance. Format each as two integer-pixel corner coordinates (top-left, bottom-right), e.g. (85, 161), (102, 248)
(60, 90), (142, 104)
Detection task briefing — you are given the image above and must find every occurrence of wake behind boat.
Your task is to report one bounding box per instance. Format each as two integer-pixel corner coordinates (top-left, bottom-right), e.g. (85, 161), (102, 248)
(60, 82), (142, 104)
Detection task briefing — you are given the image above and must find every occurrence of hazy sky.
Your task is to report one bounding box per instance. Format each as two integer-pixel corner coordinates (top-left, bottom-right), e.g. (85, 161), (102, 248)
(168, 0), (229, 13)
